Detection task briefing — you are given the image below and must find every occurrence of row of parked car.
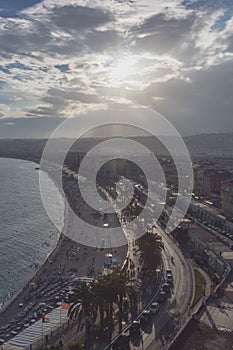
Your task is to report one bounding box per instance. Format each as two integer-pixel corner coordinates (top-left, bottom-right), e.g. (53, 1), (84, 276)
(112, 269), (174, 349)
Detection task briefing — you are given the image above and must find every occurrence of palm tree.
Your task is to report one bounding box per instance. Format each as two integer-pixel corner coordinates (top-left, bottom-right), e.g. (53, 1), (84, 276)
(104, 270), (138, 334)
(137, 225), (164, 275)
(68, 283), (96, 350)
(92, 279), (110, 333)
(68, 271), (138, 346)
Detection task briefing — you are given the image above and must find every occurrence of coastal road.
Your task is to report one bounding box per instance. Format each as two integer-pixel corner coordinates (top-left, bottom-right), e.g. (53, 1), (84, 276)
(125, 222), (194, 350)
(98, 182), (194, 350)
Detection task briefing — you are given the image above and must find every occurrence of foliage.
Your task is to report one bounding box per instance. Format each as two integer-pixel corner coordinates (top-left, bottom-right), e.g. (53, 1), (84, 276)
(192, 269), (206, 307)
(136, 226), (164, 275)
(68, 269), (138, 347)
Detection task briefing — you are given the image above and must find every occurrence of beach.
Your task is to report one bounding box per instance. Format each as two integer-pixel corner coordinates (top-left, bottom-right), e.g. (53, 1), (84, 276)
(0, 169), (128, 346)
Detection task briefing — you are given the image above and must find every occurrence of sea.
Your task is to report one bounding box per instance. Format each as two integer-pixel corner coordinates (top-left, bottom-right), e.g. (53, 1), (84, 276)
(0, 158), (64, 306)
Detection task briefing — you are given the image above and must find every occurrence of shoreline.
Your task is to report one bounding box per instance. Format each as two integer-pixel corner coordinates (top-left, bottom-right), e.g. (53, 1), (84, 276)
(0, 157), (63, 310)
(0, 157), (128, 339)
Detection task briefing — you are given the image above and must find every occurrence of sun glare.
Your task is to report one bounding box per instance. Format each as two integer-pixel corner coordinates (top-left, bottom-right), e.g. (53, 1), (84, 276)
(109, 54), (138, 87)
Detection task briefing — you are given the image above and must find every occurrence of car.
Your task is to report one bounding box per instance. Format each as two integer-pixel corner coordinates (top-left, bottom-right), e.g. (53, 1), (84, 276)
(39, 302), (46, 307)
(139, 309), (151, 323)
(149, 302), (160, 314)
(166, 269), (172, 277)
(158, 291), (167, 302)
(162, 283), (170, 293)
(166, 276), (173, 285)
(10, 331), (17, 336)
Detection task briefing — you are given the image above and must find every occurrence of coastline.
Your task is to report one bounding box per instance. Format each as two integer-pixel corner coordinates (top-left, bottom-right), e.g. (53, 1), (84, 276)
(0, 157), (128, 335)
(0, 157), (66, 323)
(0, 157), (63, 309)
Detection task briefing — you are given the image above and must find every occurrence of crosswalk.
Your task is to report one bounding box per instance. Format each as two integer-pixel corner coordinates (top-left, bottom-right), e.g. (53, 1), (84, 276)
(3, 307), (68, 349)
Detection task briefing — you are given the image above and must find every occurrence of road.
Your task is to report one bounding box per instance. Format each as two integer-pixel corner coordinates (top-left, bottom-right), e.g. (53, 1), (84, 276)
(125, 222), (194, 350)
(99, 182), (194, 350)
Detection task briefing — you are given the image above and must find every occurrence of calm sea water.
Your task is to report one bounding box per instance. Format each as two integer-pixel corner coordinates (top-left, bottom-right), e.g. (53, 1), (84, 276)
(0, 158), (64, 305)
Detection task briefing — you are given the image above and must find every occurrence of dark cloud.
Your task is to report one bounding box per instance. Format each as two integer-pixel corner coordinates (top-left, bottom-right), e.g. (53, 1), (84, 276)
(143, 61), (233, 134)
(0, 20), (52, 58)
(0, 80), (7, 89)
(48, 88), (102, 104)
(27, 104), (62, 117)
(225, 34), (233, 52)
(0, 14), (119, 60)
(51, 5), (113, 32)
(85, 29), (120, 52)
(41, 95), (67, 108)
(131, 13), (196, 58)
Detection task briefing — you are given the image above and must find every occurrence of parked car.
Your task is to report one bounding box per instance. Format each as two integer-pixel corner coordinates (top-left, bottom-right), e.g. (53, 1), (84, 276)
(149, 302), (160, 314)
(166, 276), (173, 285)
(162, 283), (170, 293)
(0, 338), (5, 345)
(158, 291), (167, 302)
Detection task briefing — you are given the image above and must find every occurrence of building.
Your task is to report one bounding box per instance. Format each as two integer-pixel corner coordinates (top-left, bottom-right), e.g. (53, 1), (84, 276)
(193, 164), (232, 207)
(193, 164), (206, 195)
(221, 179), (233, 220)
(202, 169), (232, 206)
(188, 199), (233, 235)
(187, 224), (228, 276)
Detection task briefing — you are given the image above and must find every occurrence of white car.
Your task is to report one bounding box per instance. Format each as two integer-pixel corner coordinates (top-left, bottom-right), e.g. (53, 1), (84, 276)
(149, 302), (160, 314)
(166, 269), (172, 277)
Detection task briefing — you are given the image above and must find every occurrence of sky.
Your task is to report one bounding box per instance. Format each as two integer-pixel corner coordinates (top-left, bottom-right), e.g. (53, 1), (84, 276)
(0, 0), (233, 137)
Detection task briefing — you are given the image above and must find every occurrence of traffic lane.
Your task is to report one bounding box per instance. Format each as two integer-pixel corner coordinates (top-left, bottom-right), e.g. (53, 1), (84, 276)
(128, 287), (190, 349)
(128, 225), (193, 350)
(128, 299), (182, 350)
(128, 268), (178, 347)
(158, 225), (193, 316)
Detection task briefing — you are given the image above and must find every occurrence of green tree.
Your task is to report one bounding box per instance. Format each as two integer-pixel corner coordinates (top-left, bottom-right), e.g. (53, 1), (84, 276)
(104, 270), (137, 334)
(137, 226), (164, 275)
(68, 283), (96, 350)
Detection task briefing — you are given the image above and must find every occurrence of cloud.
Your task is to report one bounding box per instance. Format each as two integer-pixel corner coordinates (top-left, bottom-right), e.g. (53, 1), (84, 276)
(142, 60), (233, 134)
(0, 0), (232, 137)
(51, 5), (113, 32)
(130, 13), (196, 61)
(48, 88), (102, 104)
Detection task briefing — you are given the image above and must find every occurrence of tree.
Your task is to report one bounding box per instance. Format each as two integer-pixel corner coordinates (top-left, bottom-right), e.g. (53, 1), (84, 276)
(68, 283), (96, 350)
(68, 270), (138, 346)
(137, 226), (164, 275)
(92, 279), (110, 333)
(104, 270), (137, 334)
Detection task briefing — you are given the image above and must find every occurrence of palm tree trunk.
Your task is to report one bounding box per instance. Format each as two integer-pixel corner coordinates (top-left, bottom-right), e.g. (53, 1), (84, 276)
(99, 306), (104, 333)
(85, 318), (91, 350)
(109, 301), (113, 326)
(118, 296), (123, 335)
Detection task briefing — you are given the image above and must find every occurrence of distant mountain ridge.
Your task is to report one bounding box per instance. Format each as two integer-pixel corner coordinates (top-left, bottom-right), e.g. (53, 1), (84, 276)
(0, 132), (232, 162)
(183, 133), (233, 157)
